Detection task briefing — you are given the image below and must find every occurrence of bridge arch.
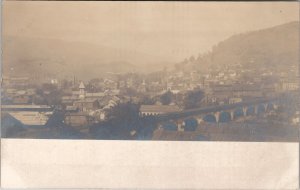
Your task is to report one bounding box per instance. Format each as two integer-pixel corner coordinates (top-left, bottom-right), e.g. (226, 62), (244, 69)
(266, 103), (274, 111)
(233, 108), (244, 119)
(161, 122), (177, 131)
(203, 114), (216, 123)
(183, 118), (198, 131)
(154, 98), (279, 126)
(219, 111), (231, 123)
(257, 104), (266, 115)
(246, 106), (255, 116)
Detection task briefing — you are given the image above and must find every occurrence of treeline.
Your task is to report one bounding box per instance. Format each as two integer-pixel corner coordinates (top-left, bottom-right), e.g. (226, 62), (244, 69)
(89, 102), (157, 140)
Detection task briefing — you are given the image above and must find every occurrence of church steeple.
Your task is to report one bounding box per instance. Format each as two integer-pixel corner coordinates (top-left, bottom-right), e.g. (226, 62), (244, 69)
(141, 79), (146, 92)
(79, 81), (86, 99)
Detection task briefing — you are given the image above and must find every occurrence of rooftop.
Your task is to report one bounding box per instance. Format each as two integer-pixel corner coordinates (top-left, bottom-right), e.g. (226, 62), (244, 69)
(2, 105), (51, 109)
(74, 98), (99, 103)
(79, 82), (85, 89)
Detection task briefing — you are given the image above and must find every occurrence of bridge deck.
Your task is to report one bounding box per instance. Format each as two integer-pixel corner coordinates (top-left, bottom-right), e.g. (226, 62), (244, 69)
(155, 97), (278, 122)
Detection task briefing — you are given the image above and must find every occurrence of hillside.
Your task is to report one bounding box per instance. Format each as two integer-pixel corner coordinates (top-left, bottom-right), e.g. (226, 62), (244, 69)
(2, 36), (173, 80)
(177, 21), (299, 74)
(3, 21), (299, 80)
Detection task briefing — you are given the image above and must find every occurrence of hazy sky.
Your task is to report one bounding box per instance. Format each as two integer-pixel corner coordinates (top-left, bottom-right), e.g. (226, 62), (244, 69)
(3, 1), (299, 62)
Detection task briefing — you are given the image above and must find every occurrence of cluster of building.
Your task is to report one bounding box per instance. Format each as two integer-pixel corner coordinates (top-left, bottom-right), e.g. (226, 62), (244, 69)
(62, 82), (123, 129)
(1, 60), (299, 134)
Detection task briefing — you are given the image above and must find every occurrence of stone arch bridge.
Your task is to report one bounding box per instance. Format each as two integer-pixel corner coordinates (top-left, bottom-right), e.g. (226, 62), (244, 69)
(153, 97), (280, 131)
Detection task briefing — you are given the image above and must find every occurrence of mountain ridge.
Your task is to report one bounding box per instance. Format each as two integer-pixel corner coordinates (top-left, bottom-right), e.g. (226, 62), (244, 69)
(2, 35), (174, 80)
(176, 21), (299, 74)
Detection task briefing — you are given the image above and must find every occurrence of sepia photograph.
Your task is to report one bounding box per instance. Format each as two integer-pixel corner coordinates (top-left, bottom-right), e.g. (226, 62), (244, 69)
(1, 1), (299, 189)
(1, 1), (299, 142)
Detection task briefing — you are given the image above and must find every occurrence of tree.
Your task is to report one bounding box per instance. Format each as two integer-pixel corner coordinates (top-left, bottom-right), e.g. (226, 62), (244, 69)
(104, 102), (141, 139)
(88, 78), (103, 92)
(90, 102), (159, 140)
(45, 90), (63, 105)
(160, 91), (173, 105)
(41, 83), (57, 91)
(121, 87), (138, 97)
(61, 79), (72, 89)
(183, 89), (205, 109)
(32, 95), (47, 105)
(107, 102), (140, 122)
(35, 84), (62, 105)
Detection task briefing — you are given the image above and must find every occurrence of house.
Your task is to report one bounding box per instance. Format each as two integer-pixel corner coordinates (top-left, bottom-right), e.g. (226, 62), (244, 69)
(103, 101), (117, 109)
(65, 105), (79, 113)
(64, 112), (93, 128)
(104, 89), (120, 96)
(69, 82), (105, 101)
(5, 77), (29, 88)
(5, 88), (18, 96)
(229, 97), (242, 104)
(61, 95), (79, 106)
(85, 92), (105, 99)
(98, 95), (120, 108)
(232, 84), (263, 98)
(140, 105), (182, 116)
(281, 81), (299, 91)
(16, 90), (27, 95)
(12, 95), (31, 104)
(73, 98), (100, 112)
(210, 84), (234, 101)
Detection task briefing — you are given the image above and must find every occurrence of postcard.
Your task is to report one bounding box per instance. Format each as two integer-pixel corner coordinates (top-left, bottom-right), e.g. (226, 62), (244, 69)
(1, 1), (299, 189)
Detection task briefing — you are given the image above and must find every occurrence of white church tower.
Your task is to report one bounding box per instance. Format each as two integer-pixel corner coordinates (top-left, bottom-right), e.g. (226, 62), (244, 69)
(79, 81), (86, 99)
(141, 79), (147, 92)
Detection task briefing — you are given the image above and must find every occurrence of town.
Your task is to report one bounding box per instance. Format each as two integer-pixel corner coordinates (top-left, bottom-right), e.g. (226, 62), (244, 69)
(1, 59), (299, 141)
